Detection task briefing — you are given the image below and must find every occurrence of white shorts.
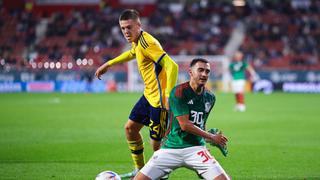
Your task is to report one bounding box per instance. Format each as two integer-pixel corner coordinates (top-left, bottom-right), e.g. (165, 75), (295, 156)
(140, 146), (227, 180)
(231, 79), (246, 93)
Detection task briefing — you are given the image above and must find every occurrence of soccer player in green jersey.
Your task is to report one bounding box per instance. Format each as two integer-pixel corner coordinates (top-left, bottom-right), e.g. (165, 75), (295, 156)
(134, 58), (230, 180)
(229, 51), (258, 112)
(95, 9), (178, 178)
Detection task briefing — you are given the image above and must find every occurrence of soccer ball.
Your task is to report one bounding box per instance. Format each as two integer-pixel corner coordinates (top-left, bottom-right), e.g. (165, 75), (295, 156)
(95, 170), (121, 180)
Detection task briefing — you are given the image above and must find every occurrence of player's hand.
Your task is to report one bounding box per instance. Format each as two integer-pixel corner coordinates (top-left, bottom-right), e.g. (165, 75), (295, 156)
(207, 128), (228, 157)
(210, 133), (228, 147)
(95, 63), (110, 80)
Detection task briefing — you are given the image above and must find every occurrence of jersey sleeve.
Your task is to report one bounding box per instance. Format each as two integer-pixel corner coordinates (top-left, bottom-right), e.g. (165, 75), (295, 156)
(169, 88), (189, 117)
(143, 34), (179, 97)
(159, 55), (178, 98)
(138, 32), (166, 63)
(107, 49), (135, 66)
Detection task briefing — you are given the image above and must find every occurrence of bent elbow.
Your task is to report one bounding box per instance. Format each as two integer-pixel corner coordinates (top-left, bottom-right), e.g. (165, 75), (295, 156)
(180, 123), (188, 131)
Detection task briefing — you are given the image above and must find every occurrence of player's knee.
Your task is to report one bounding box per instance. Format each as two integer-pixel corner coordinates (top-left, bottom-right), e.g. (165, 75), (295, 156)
(150, 139), (161, 151)
(213, 173), (230, 180)
(133, 172), (151, 180)
(124, 122), (134, 134)
(124, 120), (141, 134)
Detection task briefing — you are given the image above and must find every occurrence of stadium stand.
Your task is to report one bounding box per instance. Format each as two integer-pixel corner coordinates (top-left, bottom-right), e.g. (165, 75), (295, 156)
(0, 0), (319, 72)
(241, 0), (320, 70)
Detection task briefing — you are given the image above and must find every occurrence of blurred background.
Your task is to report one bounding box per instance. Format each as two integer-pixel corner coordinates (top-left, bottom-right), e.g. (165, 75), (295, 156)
(0, 0), (319, 93)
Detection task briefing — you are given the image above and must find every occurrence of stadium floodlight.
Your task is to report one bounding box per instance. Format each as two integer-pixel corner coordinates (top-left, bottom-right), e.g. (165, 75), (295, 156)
(82, 58), (88, 65)
(233, 0), (245, 6)
(31, 62), (37, 69)
(56, 62), (61, 69)
(37, 62), (43, 69)
(62, 62), (67, 69)
(88, 58), (93, 66)
(50, 62), (55, 69)
(67, 62), (73, 69)
(44, 62), (49, 69)
(76, 58), (82, 66)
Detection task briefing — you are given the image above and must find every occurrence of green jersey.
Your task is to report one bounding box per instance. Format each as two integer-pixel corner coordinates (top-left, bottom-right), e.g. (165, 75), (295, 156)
(161, 82), (216, 149)
(229, 61), (248, 80)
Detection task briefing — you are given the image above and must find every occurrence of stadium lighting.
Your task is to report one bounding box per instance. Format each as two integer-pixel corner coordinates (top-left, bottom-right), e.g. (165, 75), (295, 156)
(82, 58), (88, 65)
(67, 62), (73, 69)
(233, 0), (245, 6)
(56, 62), (61, 69)
(76, 58), (82, 66)
(62, 62), (67, 69)
(88, 58), (93, 66)
(32, 62), (37, 69)
(38, 62), (43, 69)
(50, 62), (55, 69)
(44, 62), (49, 69)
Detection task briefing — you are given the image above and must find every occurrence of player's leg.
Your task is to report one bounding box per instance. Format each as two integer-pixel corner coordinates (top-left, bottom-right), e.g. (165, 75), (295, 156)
(232, 80), (246, 112)
(125, 120), (145, 170)
(148, 107), (167, 151)
(231, 80), (239, 110)
(150, 138), (160, 151)
(121, 95), (152, 178)
(184, 146), (230, 180)
(134, 172), (151, 180)
(237, 79), (246, 112)
(213, 174), (230, 180)
(147, 107), (169, 179)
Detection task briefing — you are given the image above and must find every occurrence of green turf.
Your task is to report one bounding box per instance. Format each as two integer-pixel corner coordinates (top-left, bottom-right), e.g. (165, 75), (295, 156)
(0, 92), (319, 179)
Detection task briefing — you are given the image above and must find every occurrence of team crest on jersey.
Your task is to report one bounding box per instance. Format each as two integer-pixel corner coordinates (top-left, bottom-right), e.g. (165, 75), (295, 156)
(205, 102), (211, 112)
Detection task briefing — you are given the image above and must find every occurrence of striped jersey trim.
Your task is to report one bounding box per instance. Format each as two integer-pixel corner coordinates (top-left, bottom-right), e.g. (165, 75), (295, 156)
(139, 33), (149, 49)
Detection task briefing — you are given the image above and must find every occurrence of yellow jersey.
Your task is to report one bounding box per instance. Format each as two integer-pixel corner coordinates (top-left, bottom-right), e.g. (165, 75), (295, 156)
(107, 31), (178, 108)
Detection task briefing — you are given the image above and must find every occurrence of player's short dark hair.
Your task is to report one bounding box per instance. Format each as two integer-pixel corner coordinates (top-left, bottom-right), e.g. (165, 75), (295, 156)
(119, 9), (140, 21)
(190, 58), (209, 67)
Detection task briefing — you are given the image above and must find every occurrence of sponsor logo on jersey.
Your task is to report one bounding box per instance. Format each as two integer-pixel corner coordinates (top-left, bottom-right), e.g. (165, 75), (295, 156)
(188, 99), (193, 105)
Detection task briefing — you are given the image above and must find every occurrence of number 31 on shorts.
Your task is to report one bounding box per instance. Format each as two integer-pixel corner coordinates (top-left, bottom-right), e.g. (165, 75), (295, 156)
(197, 149), (213, 163)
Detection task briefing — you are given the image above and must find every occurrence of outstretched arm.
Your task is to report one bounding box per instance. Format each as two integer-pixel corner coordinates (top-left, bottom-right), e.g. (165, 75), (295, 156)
(95, 50), (135, 80)
(247, 64), (259, 81)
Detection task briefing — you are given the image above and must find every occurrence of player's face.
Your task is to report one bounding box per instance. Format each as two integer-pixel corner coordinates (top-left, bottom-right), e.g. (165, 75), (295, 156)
(190, 62), (211, 87)
(119, 19), (141, 43)
(233, 51), (243, 61)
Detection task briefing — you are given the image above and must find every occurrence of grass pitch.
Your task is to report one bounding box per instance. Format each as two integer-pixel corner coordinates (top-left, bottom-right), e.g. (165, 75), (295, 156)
(0, 92), (319, 179)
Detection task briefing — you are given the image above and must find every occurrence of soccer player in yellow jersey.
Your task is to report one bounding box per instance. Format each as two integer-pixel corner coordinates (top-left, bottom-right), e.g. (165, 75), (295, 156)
(95, 9), (178, 178)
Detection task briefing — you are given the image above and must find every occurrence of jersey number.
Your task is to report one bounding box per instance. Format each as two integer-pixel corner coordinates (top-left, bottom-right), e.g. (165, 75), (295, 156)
(190, 110), (203, 127)
(197, 149), (213, 163)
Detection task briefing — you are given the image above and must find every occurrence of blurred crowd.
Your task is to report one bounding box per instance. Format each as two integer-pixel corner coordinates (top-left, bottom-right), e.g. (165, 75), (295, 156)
(0, 0), (319, 72)
(242, 0), (320, 70)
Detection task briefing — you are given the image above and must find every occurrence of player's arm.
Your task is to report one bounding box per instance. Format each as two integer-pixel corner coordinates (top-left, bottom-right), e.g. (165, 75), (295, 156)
(142, 36), (178, 108)
(246, 64), (259, 81)
(159, 55), (178, 108)
(95, 50), (135, 80)
(177, 115), (227, 147)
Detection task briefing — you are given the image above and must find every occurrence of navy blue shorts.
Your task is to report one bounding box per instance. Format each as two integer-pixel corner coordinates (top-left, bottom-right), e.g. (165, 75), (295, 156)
(129, 95), (167, 141)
